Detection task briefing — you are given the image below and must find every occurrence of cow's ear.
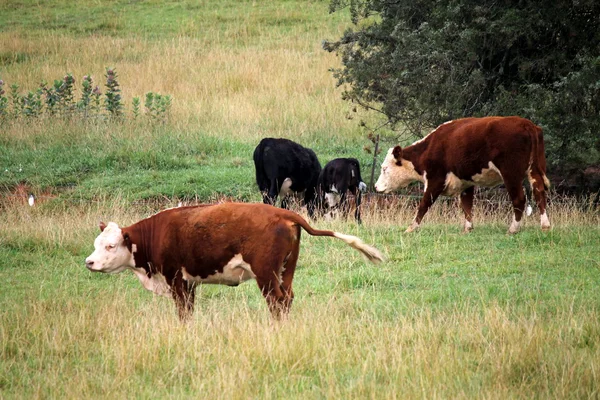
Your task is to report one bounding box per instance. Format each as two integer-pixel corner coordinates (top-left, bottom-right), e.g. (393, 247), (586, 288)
(99, 222), (107, 232)
(392, 146), (403, 161)
(122, 232), (132, 250)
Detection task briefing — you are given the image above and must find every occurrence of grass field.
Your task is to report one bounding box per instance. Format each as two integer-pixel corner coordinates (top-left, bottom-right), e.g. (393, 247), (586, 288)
(1, 1), (600, 399)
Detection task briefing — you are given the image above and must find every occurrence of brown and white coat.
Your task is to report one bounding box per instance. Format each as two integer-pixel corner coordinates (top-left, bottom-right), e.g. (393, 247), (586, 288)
(375, 116), (551, 233)
(85, 203), (383, 320)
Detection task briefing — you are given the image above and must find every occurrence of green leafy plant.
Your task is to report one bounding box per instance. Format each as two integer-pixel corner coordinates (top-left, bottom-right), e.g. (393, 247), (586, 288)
(41, 80), (59, 115)
(10, 83), (22, 117)
(57, 74), (75, 116)
(91, 84), (102, 115)
(145, 92), (172, 122)
(0, 68), (171, 122)
(0, 79), (7, 119)
(77, 75), (93, 117)
(132, 96), (141, 119)
(104, 67), (123, 117)
(22, 88), (43, 117)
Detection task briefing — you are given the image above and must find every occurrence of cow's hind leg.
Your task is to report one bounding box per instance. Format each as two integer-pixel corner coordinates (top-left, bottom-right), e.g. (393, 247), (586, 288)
(255, 227), (300, 319)
(528, 169), (551, 231)
(504, 179), (527, 234)
(279, 242), (300, 314)
(256, 274), (289, 320)
(460, 186), (475, 233)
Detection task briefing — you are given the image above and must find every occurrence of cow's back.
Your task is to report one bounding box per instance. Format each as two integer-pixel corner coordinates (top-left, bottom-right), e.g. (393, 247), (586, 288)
(419, 116), (540, 177)
(150, 203), (299, 277)
(320, 158), (363, 191)
(254, 138), (321, 191)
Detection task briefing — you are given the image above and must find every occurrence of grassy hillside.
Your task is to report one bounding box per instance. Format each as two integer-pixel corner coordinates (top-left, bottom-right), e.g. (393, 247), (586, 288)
(1, 1), (599, 399)
(1, 0), (368, 201)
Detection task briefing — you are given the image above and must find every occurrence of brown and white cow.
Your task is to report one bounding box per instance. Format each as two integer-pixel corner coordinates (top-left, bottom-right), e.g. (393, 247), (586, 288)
(85, 203), (383, 320)
(375, 116), (551, 234)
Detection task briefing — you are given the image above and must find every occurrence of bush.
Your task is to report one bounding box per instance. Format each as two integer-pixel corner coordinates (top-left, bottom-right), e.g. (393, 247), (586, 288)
(325, 0), (600, 171)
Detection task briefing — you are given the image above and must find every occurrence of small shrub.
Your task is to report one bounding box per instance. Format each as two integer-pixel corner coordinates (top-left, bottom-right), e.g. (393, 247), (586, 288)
(91, 84), (102, 115)
(22, 88), (43, 118)
(41, 80), (59, 115)
(132, 96), (141, 119)
(145, 92), (172, 122)
(77, 75), (93, 117)
(10, 83), (21, 117)
(104, 67), (123, 117)
(0, 79), (7, 119)
(57, 74), (76, 116)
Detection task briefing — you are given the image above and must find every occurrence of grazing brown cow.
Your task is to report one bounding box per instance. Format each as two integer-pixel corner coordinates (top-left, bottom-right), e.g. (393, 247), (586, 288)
(85, 203), (383, 320)
(375, 116), (551, 234)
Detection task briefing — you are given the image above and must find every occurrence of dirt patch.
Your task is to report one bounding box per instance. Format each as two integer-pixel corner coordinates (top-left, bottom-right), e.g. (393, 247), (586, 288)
(2, 183), (57, 206)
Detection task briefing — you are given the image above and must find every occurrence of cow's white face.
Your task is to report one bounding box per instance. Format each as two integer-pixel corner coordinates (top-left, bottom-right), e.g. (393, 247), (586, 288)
(375, 147), (423, 193)
(85, 222), (135, 274)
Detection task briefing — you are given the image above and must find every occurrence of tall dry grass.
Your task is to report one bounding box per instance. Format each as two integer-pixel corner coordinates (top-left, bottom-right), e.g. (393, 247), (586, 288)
(0, 21), (366, 142)
(1, 194), (599, 398)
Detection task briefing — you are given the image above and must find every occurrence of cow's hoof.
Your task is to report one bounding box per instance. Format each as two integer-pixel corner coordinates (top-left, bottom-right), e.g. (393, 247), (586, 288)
(462, 228), (473, 234)
(541, 225), (551, 231)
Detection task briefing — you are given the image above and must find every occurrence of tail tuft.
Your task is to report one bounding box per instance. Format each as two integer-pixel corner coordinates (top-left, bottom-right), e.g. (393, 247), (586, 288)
(543, 175), (551, 190)
(333, 232), (384, 264)
(526, 205), (533, 216)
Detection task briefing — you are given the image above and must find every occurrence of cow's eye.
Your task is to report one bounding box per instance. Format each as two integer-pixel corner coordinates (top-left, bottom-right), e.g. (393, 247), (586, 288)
(106, 244), (116, 250)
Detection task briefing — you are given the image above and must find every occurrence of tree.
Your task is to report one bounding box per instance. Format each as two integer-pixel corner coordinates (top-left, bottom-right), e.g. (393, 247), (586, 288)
(325, 0), (600, 170)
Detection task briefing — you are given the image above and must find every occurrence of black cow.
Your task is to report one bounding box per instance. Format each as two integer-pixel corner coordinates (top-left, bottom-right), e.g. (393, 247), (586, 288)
(253, 138), (322, 216)
(318, 158), (367, 223)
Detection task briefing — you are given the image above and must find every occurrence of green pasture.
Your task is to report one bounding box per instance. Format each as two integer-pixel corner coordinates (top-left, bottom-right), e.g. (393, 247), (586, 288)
(1, 1), (599, 399)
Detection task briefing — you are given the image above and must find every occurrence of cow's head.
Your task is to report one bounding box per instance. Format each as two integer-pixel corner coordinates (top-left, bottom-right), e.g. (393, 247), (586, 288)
(375, 146), (422, 193)
(85, 222), (135, 274)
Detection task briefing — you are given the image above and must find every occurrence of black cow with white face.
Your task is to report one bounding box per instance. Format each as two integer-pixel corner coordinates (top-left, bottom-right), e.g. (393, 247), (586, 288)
(318, 158), (367, 223)
(253, 138), (322, 217)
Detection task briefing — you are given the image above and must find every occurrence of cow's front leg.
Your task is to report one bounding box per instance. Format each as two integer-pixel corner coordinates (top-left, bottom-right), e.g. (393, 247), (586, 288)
(408, 180), (444, 233)
(264, 179), (279, 206)
(353, 187), (362, 224)
(304, 187), (318, 218)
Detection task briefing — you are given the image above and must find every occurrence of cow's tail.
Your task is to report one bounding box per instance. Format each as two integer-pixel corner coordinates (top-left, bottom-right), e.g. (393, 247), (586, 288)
(530, 123), (551, 191)
(524, 122), (551, 216)
(288, 214), (384, 264)
(253, 140), (267, 191)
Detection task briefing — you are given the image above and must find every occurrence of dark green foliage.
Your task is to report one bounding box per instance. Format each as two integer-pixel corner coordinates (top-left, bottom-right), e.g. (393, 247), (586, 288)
(57, 73), (76, 116)
(104, 67), (123, 117)
(22, 89), (43, 117)
(77, 75), (93, 117)
(0, 79), (7, 118)
(326, 0), (600, 169)
(41, 80), (60, 115)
